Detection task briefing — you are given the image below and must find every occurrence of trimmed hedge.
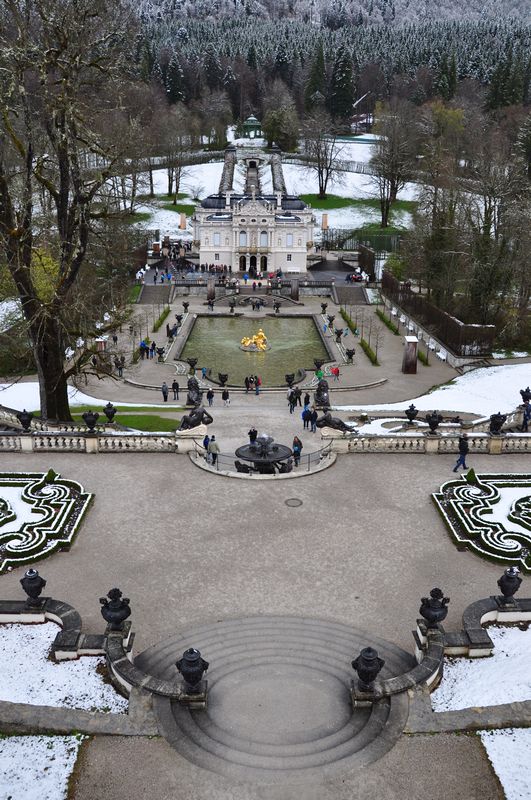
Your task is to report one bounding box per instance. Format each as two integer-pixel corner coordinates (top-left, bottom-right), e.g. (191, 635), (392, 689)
(153, 307), (170, 333)
(376, 308), (400, 335)
(360, 338), (379, 366)
(417, 349), (430, 366)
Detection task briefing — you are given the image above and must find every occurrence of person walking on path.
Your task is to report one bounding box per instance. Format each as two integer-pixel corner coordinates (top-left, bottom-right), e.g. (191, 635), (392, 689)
(161, 382), (169, 402)
(248, 426), (258, 443)
(244, 376), (250, 393)
(207, 388), (215, 407)
(222, 388), (230, 406)
(202, 366), (207, 379)
(150, 341), (156, 360)
(288, 389), (296, 414)
(172, 380), (179, 401)
(453, 433), (469, 472)
(304, 392), (310, 407)
(208, 435), (220, 466)
(521, 401), (531, 432)
(310, 407), (318, 433)
(294, 387), (302, 407)
(203, 433), (210, 462)
(292, 436), (303, 467)
(255, 376), (261, 395)
(302, 407), (311, 430)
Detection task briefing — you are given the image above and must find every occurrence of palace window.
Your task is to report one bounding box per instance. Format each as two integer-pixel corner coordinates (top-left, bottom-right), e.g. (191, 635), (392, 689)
(287, 254), (292, 261)
(213, 232), (220, 246)
(214, 253), (219, 260)
(286, 233), (293, 247)
(260, 231), (268, 247)
(239, 231), (247, 246)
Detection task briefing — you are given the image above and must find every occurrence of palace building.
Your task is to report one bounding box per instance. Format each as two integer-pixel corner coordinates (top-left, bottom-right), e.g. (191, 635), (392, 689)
(192, 145), (314, 275)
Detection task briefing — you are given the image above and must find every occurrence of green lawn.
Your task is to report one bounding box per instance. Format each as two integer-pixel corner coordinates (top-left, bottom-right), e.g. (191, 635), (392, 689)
(122, 211), (152, 224)
(31, 404), (186, 416)
(160, 202), (196, 215)
(299, 194), (417, 213)
(71, 413), (180, 432)
(137, 192), (188, 201)
(128, 284), (142, 303)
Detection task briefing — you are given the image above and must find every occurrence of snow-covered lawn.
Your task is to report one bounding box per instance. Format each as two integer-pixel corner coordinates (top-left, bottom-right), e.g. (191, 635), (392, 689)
(432, 626), (531, 800)
(0, 381), (183, 412)
(335, 363), (531, 417)
(0, 735), (83, 800)
(0, 622), (127, 800)
(0, 623), (127, 712)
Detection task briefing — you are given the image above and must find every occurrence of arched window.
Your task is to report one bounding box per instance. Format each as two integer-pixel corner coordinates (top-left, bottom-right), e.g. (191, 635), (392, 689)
(239, 231), (247, 247)
(260, 231), (268, 247)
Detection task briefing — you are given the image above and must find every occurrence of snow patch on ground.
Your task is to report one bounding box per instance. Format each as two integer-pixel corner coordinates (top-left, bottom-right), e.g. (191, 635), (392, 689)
(0, 735), (83, 800)
(431, 626), (531, 800)
(0, 623), (128, 712)
(335, 363), (531, 416)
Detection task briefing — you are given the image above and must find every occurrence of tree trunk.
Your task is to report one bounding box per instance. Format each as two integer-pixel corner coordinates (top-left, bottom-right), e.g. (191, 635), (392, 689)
(149, 167), (154, 198)
(31, 316), (72, 421)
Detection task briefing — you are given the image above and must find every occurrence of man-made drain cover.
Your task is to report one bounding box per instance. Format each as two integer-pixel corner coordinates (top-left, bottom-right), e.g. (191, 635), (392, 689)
(285, 498), (303, 507)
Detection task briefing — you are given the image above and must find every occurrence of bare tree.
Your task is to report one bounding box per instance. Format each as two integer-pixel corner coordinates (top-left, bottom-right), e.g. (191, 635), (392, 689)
(0, 0), (137, 420)
(302, 110), (343, 199)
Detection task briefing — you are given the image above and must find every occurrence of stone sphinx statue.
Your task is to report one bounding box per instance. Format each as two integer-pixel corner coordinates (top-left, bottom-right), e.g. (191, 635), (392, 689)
(314, 379), (330, 407)
(179, 406), (213, 431)
(315, 410), (357, 434)
(186, 376), (203, 406)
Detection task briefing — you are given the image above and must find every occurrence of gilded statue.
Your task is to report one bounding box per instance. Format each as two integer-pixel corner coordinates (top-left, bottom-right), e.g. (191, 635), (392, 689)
(240, 328), (268, 351)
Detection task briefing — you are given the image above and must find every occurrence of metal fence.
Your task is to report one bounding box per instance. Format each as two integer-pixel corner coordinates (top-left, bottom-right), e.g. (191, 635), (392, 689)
(194, 443), (333, 474)
(322, 228), (401, 253)
(381, 271), (496, 358)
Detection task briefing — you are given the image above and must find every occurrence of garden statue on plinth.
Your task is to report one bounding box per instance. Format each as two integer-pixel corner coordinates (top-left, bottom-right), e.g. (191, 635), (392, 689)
(425, 411), (443, 434)
(186, 376), (203, 406)
(497, 566), (522, 605)
(179, 406), (213, 430)
(405, 404), (418, 425)
(240, 328), (269, 351)
(316, 410), (356, 434)
(352, 647), (385, 692)
(345, 348), (356, 363)
(314, 378), (330, 407)
(489, 411), (507, 435)
(20, 569), (46, 607)
(419, 588), (450, 628)
(176, 648), (209, 693)
(99, 588), (131, 631)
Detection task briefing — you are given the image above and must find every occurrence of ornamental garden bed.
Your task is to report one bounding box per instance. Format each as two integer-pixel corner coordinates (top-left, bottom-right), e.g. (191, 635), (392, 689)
(433, 472), (531, 573)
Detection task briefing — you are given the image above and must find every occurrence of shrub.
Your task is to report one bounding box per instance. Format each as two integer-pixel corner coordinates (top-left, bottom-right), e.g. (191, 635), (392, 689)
(376, 308), (400, 335)
(417, 349), (430, 366)
(153, 307), (170, 333)
(360, 338), (379, 366)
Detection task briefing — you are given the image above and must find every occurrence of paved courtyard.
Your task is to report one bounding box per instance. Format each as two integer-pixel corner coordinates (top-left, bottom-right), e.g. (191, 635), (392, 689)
(1, 291), (527, 799)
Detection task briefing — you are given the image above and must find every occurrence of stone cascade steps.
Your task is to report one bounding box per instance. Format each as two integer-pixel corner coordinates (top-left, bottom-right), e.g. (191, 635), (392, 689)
(136, 615), (412, 782)
(138, 284), (172, 305)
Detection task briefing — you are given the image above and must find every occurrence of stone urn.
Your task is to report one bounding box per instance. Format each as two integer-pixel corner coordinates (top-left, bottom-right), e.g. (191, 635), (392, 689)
(285, 373), (295, 387)
(497, 567), (522, 604)
(103, 403), (116, 423)
(489, 411), (507, 435)
(327, 315), (335, 326)
(20, 569), (46, 607)
(156, 347), (165, 363)
(82, 410), (99, 432)
(405, 404), (418, 425)
(99, 588), (131, 631)
(16, 409), (33, 431)
(321, 303), (328, 314)
(419, 588), (450, 628)
(520, 387), (531, 404)
(187, 357), (198, 374)
(182, 301), (190, 313)
(314, 359), (324, 371)
(218, 373), (228, 387)
(425, 411), (443, 434)
(351, 647), (385, 691)
(176, 648), (209, 693)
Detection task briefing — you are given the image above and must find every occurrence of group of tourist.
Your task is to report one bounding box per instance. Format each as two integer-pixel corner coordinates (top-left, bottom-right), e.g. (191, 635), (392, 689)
(139, 340), (157, 360)
(244, 375), (262, 395)
(160, 380), (180, 401)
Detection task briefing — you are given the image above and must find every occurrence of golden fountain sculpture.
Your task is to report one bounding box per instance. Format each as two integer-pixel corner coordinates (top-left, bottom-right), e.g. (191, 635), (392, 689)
(240, 328), (269, 351)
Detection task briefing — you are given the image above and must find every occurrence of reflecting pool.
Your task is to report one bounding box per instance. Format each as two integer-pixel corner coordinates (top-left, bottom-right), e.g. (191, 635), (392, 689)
(180, 316), (329, 386)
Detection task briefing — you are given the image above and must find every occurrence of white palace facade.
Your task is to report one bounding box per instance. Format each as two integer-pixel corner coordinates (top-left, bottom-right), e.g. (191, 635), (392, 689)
(192, 145), (314, 275)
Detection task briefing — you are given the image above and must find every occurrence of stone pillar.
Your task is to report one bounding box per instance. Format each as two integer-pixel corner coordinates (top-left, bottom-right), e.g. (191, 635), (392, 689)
(290, 279), (299, 301)
(85, 436), (99, 454)
(20, 435), (33, 453)
(207, 277), (216, 302)
(488, 435), (503, 455)
(402, 336), (418, 374)
(425, 436), (439, 453)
